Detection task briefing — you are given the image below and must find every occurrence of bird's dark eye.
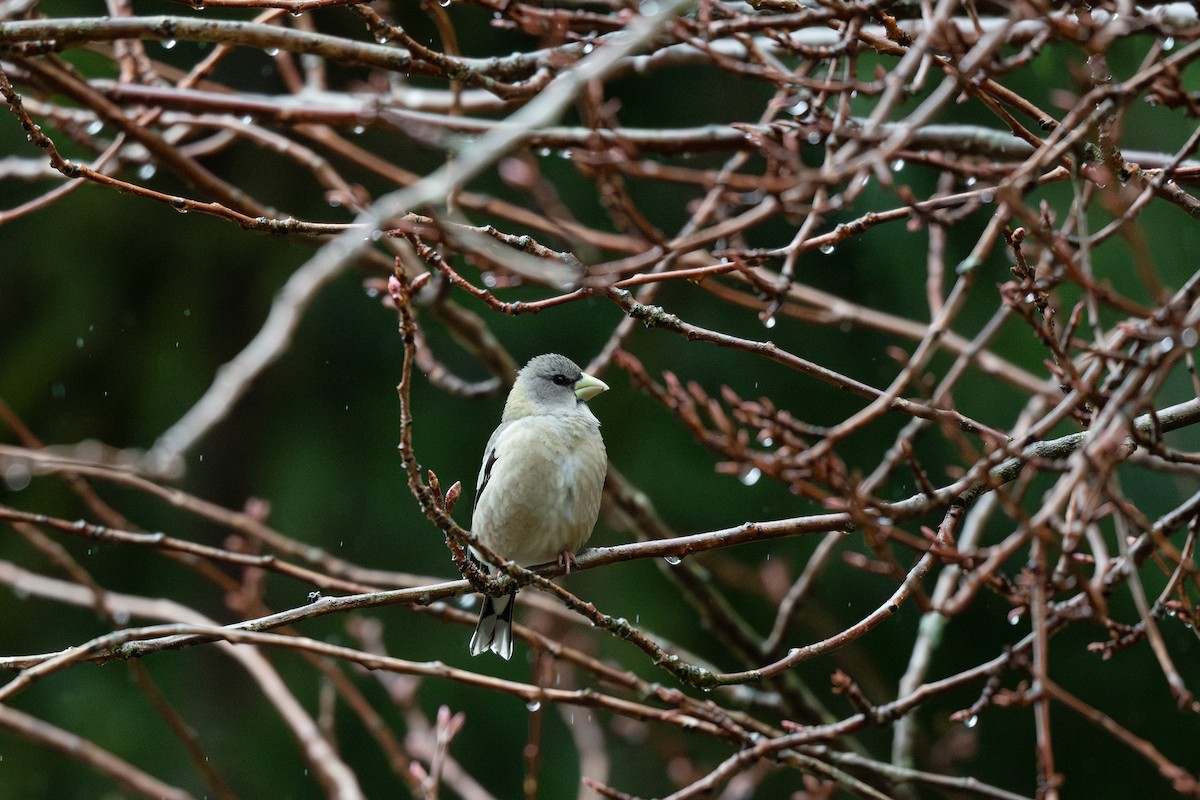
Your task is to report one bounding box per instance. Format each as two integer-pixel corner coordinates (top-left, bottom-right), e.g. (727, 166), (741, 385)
(551, 373), (573, 387)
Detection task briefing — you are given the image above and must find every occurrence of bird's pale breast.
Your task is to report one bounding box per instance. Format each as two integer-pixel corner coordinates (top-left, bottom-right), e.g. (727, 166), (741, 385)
(472, 413), (606, 567)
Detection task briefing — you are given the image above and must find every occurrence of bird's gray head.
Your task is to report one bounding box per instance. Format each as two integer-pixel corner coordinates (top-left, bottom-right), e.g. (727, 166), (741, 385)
(505, 354), (609, 419)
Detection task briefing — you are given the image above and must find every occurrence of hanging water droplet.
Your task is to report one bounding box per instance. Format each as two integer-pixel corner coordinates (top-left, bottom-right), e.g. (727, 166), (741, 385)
(137, 163), (157, 180)
(1164, 36), (1175, 50)
(664, 555), (682, 566)
(787, 100), (810, 117)
(762, 314), (776, 329)
(85, 120), (104, 136)
(265, 47), (280, 56)
(352, 125), (366, 135)
(964, 714), (979, 729)
(161, 39), (177, 50)
(891, 158), (905, 171)
(819, 243), (835, 255)
(526, 699), (541, 712)
(740, 466), (762, 486)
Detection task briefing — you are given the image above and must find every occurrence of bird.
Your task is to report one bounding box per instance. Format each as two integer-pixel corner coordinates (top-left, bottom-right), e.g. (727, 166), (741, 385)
(468, 353), (609, 659)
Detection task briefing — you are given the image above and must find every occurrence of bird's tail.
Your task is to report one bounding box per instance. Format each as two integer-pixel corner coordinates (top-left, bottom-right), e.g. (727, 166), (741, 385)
(469, 590), (516, 659)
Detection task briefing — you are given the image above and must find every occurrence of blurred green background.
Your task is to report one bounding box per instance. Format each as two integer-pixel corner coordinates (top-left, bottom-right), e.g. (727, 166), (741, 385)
(3, 3), (1200, 798)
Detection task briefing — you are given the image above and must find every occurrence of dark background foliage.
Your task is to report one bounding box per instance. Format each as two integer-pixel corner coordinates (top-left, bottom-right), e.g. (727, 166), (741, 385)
(3, 1), (1200, 799)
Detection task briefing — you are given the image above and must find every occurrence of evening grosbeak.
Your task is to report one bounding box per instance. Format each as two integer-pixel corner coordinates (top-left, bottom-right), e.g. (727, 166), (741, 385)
(469, 354), (609, 659)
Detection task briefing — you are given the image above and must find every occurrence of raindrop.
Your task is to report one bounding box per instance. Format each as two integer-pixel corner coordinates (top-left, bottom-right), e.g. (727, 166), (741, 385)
(762, 315), (776, 329)
(891, 158), (905, 171)
(964, 714), (979, 729)
(1181, 328), (1198, 348)
(806, 131), (822, 144)
(761, 436), (774, 447)
(526, 699), (541, 712)
(370, 229), (384, 241)
(965, 176), (977, 187)
(85, 120), (104, 136)
(161, 39), (177, 50)
(377, 34), (390, 44)
(582, 42), (594, 54)
(76, 336), (85, 348)
(1164, 36), (1175, 51)
(3, 462), (32, 492)
(740, 467), (762, 486)
(352, 125), (366, 135)
(137, 163), (157, 180)
(265, 47), (280, 56)
(819, 243), (835, 255)
(787, 100), (810, 117)
(1159, 337), (1175, 353)
(438, 0), (451, 6)
(664, 555), (682, 566)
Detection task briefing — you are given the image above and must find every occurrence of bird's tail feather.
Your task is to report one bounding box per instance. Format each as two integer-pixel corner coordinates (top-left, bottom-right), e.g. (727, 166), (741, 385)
(469, 590), (516, 659)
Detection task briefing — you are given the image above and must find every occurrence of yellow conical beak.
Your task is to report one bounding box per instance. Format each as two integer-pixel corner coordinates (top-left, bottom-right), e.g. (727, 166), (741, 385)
(574, 372), (609, 401)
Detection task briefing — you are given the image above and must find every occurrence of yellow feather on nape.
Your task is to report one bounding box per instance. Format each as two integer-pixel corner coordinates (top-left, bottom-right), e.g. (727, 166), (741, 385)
(502, 382), (536, 420)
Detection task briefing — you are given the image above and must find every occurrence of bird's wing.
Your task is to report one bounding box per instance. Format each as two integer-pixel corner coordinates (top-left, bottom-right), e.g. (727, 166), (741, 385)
(473, 422), (507, 509)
